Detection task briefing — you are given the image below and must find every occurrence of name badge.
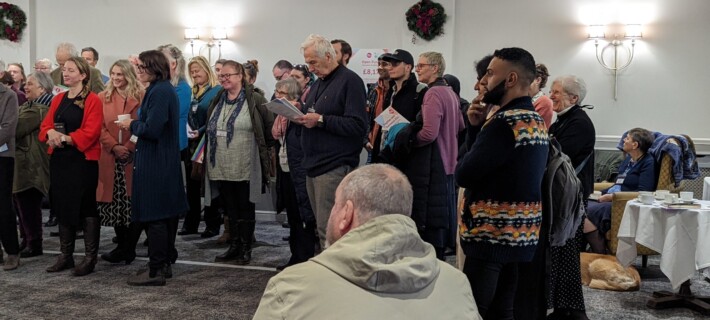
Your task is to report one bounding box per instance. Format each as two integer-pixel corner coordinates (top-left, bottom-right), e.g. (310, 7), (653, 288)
(217, 130), (227, 137)
(615, 173), (626, 185)
(129, 135), (138, 143)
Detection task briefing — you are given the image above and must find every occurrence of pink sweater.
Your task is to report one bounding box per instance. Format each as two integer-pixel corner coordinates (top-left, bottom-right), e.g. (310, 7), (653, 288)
(416, 86), (465, 175)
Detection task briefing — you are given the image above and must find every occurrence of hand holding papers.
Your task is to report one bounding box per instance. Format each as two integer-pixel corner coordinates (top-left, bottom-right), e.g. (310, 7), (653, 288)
(374, 107), (410, 130)
(265, 98), (304, 121)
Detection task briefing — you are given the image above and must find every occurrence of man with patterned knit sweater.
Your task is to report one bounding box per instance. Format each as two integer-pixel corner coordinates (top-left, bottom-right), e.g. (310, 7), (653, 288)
(455, 47), (549, 319)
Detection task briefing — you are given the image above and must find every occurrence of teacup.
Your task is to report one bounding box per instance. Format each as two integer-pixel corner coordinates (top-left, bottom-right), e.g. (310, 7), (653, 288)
(639, 194), (655, 205)
(117, 114), (131, 121)
(655, 190), (670, 199)
(680, 191), (693, 201)
(664, 194), (678, 203)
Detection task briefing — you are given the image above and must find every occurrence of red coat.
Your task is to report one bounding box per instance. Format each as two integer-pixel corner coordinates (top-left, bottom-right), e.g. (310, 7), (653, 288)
(39, 91), (103, 161)
(95, 90), (144, 202)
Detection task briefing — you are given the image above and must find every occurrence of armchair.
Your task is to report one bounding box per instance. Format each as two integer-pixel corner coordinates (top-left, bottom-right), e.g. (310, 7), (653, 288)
(595, 135), (695, 267)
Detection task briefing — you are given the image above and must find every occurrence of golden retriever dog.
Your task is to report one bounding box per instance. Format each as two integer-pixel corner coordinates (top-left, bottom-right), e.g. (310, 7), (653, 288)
(580, 252), (641, 291)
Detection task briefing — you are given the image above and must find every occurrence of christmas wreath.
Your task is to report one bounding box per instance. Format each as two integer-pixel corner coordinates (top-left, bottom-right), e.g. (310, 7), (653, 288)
(0, 2), (27, 42)
(405, 0), (447, 42)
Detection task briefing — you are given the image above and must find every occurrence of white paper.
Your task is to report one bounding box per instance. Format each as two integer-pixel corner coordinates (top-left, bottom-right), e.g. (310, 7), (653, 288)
(0, 144), (7, 152)
(52, 85), (69, 96)
(374, 107), (410, 131)
(264, 98), (305, 121)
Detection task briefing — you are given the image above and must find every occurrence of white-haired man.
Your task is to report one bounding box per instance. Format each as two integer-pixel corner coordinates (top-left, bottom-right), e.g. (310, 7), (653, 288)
(295, 34), (367, 248)
(50, 42), (105, 93)
(254, 164), (481, 320)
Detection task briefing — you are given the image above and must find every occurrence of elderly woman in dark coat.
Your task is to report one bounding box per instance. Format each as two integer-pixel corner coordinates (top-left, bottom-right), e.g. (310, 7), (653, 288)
(13, 72), (54, 258)
(117, 50), (188, 286)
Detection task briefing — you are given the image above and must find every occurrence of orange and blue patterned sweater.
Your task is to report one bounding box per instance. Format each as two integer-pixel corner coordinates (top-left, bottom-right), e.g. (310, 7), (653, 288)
(455, 96), (549, 263)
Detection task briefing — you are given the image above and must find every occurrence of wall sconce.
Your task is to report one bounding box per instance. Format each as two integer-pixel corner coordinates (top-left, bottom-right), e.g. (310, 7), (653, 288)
(589, 24), (643, 100)
(184, 28), (200, 56)
(184, 27), (230, 63)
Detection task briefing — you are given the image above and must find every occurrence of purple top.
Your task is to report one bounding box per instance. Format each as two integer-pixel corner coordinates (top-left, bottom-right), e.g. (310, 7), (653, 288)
(416, 85), (465, 175)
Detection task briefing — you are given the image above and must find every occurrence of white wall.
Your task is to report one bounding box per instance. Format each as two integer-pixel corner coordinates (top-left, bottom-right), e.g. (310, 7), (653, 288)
(1, 0), (707, 153)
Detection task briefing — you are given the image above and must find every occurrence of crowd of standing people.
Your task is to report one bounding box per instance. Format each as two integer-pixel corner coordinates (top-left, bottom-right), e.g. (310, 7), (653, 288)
(1, 35), (606, 319)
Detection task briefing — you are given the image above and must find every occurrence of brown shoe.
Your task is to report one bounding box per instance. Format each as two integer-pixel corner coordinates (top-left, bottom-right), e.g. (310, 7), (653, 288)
(3, 255), (19, 271)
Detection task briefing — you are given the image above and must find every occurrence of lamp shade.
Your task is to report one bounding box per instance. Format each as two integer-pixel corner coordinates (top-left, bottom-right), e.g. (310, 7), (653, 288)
(624, 24), (643, 39)
(184, 28), (199, 40)
(588, 25), (606, 39)
(212, 28), (228, 40)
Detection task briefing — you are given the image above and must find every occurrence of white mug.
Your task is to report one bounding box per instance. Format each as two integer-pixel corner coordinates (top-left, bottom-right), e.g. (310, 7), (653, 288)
(640, 194), (655, 205)
(117, 114), (131, 121)
(680, 192), (693, 201)
(665, 194), (678, 203)
(655, 190), (670, 198)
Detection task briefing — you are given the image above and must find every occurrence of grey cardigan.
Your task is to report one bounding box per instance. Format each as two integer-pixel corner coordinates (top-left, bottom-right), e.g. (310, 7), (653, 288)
(0, 85), (19, 158)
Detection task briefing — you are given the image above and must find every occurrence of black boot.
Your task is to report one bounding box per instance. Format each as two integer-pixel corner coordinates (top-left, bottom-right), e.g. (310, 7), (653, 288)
(19, 239), (43, 258)
(46, 224), (75, 272)
(101, 225), (134, 264)
(235, 220), (255, 265)
(74, 217), (99, 276)
(127, 267), (166, 286)
(215, 219), (242, 262)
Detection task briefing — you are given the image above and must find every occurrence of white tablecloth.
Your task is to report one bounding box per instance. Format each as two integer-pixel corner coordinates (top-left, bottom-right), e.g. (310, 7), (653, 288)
(616, 200), (710, 291)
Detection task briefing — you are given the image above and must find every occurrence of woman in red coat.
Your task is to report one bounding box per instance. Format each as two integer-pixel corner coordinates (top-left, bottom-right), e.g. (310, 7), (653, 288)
(39, 56), (102, 276)
(96, 60), (144, 264)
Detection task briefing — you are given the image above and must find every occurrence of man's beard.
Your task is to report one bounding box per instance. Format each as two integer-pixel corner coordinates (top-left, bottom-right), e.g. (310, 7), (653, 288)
(482, 79), (506, 106)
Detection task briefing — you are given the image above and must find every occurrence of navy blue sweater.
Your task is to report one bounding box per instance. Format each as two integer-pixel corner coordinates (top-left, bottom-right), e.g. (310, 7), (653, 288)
(301, 65), (367, 177)
(455, 96), (549, 263)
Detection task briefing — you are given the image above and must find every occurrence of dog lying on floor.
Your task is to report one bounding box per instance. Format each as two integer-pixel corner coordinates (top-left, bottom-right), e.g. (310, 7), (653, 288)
(580, 252), (641, 291)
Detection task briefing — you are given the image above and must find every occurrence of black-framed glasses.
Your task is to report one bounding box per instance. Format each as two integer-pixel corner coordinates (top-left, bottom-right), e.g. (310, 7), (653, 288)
(218, 73), (240, 80)
(415, 63), (433, 69)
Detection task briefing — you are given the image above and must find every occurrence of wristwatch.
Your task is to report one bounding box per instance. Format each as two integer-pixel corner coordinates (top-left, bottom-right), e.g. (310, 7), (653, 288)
(317, 115), (325, 128)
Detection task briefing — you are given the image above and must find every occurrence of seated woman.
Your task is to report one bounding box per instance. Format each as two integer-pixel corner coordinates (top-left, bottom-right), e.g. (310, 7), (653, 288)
(585, 127), (655, 253)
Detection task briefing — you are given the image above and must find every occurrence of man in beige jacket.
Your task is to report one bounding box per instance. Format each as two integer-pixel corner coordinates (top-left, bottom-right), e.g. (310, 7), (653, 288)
(253, 164), (480, 320)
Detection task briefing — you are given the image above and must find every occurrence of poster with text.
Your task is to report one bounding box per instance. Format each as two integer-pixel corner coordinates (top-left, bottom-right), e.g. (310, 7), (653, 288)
(350, 48), (391, 85)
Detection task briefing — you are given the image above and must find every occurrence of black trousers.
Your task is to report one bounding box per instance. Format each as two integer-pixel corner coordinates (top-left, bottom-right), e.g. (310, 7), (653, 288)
(147, 218), (172, 271)
(281, 171), (315, 264)
(0, 157), (20, 255)
(182, 150), (201, 231)
(464, 256), (519, 320)
(218, 181), (255, 222)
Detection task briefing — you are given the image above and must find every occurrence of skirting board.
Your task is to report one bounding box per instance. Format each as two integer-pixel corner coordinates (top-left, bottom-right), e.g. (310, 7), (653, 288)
(596, 135), (710, 156)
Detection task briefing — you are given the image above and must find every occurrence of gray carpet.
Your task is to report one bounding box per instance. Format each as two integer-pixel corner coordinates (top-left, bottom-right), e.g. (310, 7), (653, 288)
(1, 213), (709, 319)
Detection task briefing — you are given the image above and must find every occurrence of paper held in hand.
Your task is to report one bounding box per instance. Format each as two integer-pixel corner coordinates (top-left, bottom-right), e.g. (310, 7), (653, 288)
(264, 98), (304, 121)
(374, 107), (410, 131)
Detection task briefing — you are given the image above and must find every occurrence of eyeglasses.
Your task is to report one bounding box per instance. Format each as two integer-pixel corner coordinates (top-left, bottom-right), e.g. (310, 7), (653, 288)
(34, 66), (50, 71)
(415, 63), (433, 70)
(218, 73), (240, 80)
(274, 89), (288, 96)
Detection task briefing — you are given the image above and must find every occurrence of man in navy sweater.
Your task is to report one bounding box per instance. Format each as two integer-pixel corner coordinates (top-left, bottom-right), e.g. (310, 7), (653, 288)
(455, 47), (549, 318)
(296, 34), (367, 248)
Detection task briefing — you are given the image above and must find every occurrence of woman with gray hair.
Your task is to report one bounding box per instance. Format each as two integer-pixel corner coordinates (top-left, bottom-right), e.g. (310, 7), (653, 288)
(271, 78), (316, 270)
(13, 72), (54, 258)
(545, 74), (595, 320)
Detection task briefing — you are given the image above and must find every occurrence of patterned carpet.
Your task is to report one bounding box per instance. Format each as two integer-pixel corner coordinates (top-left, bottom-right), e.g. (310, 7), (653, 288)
(0, 212), (708, 319)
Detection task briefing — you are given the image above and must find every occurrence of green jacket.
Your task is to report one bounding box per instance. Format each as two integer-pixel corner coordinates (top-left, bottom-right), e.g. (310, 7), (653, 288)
(206, 84), (275, 192)
(13, 100), (51, 195)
